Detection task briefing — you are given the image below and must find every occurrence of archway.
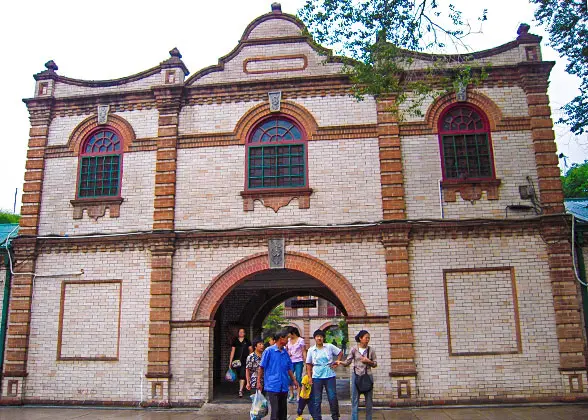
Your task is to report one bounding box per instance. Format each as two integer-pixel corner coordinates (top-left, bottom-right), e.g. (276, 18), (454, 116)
(195, 252), (366, 401)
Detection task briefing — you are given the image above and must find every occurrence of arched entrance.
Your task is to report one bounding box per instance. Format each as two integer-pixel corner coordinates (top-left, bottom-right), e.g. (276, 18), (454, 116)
(192, 252), (366, 401)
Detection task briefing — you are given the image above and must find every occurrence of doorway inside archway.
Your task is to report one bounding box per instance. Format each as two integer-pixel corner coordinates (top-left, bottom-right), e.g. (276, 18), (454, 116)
(212, 268), (351, 402)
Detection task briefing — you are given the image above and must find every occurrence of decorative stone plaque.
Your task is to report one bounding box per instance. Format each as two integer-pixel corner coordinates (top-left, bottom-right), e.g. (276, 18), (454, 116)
(268, 238), (285, 269)
(268, 91), (282, 112)
(456, 83), (467, 102)
(97, 105), (110, 125)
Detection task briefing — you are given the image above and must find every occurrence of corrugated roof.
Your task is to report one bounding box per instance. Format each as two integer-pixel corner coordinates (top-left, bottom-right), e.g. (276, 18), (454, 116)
(565, 199), (588, 223)
(0, 223), (19, 248)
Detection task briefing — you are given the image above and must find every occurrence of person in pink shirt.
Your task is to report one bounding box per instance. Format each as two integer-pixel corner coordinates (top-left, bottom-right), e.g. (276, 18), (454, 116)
(286, 326), (307, 403)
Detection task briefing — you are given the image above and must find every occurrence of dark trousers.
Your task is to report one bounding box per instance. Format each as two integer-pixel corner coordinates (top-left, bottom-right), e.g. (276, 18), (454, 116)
(309, 377), (339, 420)
(298, 397), (310, 415)
(266, 391), (288, 420)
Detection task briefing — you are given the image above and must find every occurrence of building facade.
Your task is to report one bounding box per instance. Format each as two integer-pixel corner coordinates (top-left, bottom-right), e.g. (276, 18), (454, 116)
(2, 4), (587, 407)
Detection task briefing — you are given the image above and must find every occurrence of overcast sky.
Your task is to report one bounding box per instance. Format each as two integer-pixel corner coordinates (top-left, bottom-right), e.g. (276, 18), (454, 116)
(0, 0), (585, 213)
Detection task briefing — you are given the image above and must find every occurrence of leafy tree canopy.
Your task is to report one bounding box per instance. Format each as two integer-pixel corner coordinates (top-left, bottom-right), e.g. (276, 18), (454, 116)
(298, 1), (488, 113)
(531, 0), (588, 135)
(561, 160), (588, 198)
(262, 303), (285, 341)
(0, 211), (20, 224)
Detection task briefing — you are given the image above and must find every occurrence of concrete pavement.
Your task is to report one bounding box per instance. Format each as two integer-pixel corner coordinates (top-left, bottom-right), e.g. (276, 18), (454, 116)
(1, 403), (588, 419)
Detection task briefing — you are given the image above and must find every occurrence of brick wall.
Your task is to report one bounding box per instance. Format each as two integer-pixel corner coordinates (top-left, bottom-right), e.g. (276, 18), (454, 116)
(38, 152), (156, 235)
(410, 232), (563, 400)
(21, 250), (150, 402)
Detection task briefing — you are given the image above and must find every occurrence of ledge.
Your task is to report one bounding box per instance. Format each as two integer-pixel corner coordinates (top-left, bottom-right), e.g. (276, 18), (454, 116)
(240, 188), (313, 212)
(70, 197), (124, 220)
(441, 179), (502, 202)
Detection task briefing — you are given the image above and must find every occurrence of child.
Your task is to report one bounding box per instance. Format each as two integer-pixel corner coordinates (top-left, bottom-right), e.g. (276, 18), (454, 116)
(296, 374), (311, 420)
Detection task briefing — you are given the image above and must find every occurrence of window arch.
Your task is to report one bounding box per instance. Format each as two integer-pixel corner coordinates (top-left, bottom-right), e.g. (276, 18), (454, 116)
(439, 105), (495, 181)
(77, 128), (122, 198)
(246, 116), (307, 189)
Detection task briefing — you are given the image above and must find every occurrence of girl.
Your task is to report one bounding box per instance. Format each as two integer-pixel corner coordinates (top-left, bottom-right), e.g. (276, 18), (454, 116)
(246, 339), (266, 393)
(336, 330), (377, 420)
(286, 326), (306, 402)
(229, 328), (253, 398)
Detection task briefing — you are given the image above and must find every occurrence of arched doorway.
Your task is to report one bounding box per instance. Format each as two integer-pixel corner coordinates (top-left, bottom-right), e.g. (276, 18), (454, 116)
(192, 252), (366, 401)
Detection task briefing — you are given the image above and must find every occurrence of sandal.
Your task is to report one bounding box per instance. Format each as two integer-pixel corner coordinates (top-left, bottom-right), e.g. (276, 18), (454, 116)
(239, 390), (243, 398)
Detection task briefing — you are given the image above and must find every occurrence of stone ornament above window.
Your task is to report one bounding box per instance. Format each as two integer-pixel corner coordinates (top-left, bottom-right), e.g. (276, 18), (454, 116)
(268, 91), (282, 112)
(97, 105), (110, 125)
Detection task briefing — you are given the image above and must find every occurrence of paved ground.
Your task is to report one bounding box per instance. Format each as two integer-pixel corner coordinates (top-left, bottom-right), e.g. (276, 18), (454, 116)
(1, 403), (588, 419)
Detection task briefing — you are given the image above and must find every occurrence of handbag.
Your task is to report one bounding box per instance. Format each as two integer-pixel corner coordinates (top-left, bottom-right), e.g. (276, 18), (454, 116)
(354, 346), (374, 394)
(231, 340), (246, 368)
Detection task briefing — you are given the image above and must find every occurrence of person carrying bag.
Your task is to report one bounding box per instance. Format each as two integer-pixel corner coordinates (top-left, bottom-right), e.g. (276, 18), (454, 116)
(335, 330), (377, 420)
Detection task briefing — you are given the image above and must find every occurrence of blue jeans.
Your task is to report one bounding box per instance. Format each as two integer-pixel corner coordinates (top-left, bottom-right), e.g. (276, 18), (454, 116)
(351, 372), (373, 420)
(291, 361), (304, 384)
(309, 377), (339, 420)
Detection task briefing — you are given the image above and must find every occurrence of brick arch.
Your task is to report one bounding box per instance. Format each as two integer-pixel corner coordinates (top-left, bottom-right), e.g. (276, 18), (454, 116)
(193, 251), (367, 321)
(318, 321), (336, 331)
(425, 90), (503, 133)
(234, 101), (319, 144)
(68, 114), (136, 154)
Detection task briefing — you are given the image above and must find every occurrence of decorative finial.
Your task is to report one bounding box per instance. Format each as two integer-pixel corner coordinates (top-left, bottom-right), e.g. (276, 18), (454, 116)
(169, 47), (182, 59)
(45, 60), (58, 72)
(517, 23), (530, 36)
(271, 2), (282, 13)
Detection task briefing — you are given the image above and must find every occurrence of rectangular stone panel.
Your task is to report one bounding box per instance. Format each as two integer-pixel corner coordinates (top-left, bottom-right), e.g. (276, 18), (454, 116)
(443, 267), (522, 356)
(57, 280), (122, 360)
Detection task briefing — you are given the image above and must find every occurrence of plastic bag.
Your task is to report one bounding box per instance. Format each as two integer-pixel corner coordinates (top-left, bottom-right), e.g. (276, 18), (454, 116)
(250, 390), (269, 420)
(225, 368), (237, 382)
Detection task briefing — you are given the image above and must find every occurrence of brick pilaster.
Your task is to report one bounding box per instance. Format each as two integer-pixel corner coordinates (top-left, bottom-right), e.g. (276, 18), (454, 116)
(382, 228), (417, 400)
(145, 239), (175, 405)
(519, 62), (564, 215)
(377, 97), (406, 220)
(153, 85), (182, 231)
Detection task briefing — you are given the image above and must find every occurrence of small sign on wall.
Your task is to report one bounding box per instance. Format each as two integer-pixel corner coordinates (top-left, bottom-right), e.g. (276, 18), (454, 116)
(268, 238), (285, 269)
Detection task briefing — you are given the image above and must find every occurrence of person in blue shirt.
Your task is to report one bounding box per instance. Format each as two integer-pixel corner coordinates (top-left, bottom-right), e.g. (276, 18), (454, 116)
(258, 329), (299, 420)
(305, 329), (343, 420)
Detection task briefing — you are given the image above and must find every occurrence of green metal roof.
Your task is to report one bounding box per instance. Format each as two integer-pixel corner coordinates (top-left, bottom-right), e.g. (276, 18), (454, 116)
(565, 199), (588, 223)
(0, 223), (18, 248)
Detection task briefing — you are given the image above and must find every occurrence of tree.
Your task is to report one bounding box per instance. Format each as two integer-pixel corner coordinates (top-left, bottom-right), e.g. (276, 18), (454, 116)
(561, 160), (588, 198)
(531, 0), (588, 135)
(0, 211), (20, 224)
(262, 304), (285, 341)
(298, 1), (488, 114)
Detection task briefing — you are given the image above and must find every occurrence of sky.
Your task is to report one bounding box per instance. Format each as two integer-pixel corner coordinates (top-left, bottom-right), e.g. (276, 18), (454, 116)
(0, 0), (585, 213)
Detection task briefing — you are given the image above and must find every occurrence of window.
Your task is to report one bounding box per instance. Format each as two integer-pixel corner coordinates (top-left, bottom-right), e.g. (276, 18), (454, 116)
(78, 129), (122, 198)
(439, 105), (495, 181)
(246, 117), (306, 189)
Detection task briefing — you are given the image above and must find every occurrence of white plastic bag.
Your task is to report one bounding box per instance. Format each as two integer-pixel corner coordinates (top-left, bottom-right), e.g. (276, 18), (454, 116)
(250, 390), (269, 420)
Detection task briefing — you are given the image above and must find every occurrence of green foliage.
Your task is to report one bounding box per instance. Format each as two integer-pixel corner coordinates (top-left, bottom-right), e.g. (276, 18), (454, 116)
(561, 160), (588, 198)
(298, 0), (489, 116)
(0, 211), (20, 224)
(262, 304), (285, 338)
(531, 0), (588, 135)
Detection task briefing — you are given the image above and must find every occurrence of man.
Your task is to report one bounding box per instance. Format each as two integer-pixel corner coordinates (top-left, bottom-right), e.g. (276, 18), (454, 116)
(258, 329), (299, 420)
(306, 329), (343, 420)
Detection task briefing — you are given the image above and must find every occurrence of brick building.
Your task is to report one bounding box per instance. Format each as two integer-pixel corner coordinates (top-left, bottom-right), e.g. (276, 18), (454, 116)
(2, 3), (587, 407)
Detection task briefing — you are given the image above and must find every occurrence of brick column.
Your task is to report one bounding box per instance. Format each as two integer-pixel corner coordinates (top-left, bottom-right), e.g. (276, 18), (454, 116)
(377, 97), (417, 401)
(377, 97), (406, 220)
(1, 96), (53, 402)
(521, 63), (588, 393)
(144, 86), (182, 405)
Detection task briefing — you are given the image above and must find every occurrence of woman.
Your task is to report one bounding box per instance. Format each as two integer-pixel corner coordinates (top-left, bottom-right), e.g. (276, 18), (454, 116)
(305, 329), (343, 420)
(229, 327), (253, 397)
(286, 326), (306, 402)
(246, 338), (265, 393)
(335, 330), (377, 420)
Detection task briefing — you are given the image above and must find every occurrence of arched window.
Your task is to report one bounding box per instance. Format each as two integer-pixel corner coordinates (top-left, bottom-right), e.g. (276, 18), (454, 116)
(77, 128), (122, 198)
(246, 116), (306, 189)
(439, 105), (495, 180)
